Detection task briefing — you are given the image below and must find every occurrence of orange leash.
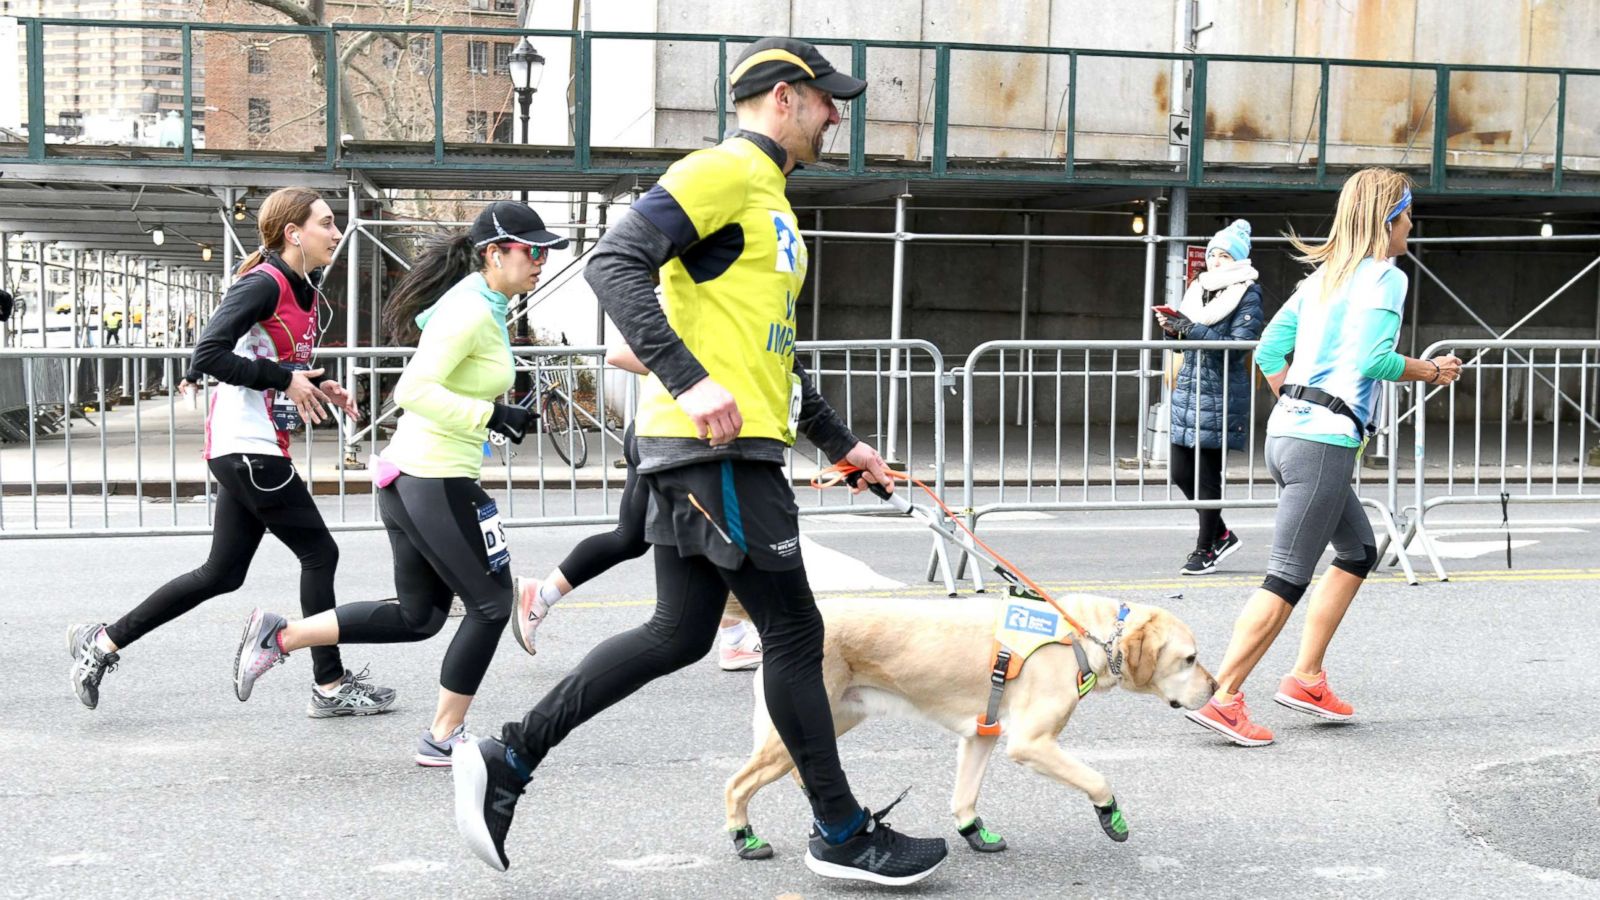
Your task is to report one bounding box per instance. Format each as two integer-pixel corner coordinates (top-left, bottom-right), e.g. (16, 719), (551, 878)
(810, 462), (1089, 638)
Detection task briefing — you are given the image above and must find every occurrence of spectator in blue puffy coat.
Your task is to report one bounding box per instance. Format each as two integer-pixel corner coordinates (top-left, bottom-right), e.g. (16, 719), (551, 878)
(1156, 218), (1265, 575)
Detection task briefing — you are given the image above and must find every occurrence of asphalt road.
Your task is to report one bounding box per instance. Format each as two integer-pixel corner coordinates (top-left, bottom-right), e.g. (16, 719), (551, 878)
(5, 501), (1599, 899)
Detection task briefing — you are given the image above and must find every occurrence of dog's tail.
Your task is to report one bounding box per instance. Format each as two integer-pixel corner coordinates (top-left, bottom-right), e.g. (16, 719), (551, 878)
(722, 593), (752, 623)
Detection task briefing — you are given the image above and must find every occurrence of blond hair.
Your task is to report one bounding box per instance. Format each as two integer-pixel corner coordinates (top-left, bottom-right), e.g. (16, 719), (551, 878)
(1288, 167), (1413, 302)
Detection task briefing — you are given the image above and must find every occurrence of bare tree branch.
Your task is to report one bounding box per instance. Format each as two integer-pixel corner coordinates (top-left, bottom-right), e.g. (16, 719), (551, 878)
(239, 0), (316, 26)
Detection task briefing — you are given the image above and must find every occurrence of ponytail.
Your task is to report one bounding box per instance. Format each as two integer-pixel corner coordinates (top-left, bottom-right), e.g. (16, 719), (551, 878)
(234, 247), (267, 277)
(385, 231), (481, 345)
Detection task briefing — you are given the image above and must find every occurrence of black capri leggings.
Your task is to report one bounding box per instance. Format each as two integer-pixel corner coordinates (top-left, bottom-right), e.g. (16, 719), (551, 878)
(557, 427), (649, 588)
(333, 475), (512, 695)
(107, 453), (345, 686)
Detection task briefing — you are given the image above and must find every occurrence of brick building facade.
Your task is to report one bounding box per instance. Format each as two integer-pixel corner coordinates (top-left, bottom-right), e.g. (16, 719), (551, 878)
(200, 0), (526, 153)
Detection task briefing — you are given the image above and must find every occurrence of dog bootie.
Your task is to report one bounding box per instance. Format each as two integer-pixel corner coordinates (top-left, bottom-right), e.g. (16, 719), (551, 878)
(1094, 797), (1129, 842)
(730, 825), (773, 860)
(958, 816), (1007, 852)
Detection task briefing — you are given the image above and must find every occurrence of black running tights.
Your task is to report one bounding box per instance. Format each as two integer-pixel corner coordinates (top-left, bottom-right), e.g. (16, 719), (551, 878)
(106, 453), (345, 685)
(500, 545), (860, 824)
(332, 475), (511, 696)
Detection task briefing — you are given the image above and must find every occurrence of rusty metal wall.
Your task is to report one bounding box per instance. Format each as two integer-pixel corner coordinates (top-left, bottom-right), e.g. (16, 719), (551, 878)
(646, 0), (1600, 172)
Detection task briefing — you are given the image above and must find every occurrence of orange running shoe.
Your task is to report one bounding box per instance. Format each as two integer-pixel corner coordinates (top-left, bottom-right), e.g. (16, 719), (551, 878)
(1185, 691), (1275, 746)
(1273, 670), (1353, 721)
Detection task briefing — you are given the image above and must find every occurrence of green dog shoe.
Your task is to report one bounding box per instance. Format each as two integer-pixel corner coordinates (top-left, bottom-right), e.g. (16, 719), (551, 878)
(730, 825), (773, 860)
(1094, 797), (1129, 842)
(957, 816), (1007, 852)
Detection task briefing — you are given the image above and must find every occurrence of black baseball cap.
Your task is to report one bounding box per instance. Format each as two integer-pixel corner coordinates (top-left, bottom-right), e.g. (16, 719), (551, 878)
(729, 37), (867, 102)
(469, 201), (569, 250)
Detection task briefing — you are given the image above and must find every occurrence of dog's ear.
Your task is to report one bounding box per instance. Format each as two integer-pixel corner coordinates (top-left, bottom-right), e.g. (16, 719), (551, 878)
(1121, 615), (1163, 687)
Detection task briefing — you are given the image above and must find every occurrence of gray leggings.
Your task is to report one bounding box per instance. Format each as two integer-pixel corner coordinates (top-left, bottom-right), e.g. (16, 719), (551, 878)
(1263, 436), (1378, 605)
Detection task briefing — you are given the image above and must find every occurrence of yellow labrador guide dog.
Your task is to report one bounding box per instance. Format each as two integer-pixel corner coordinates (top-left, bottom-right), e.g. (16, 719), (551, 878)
(721, 471), (1217, 862)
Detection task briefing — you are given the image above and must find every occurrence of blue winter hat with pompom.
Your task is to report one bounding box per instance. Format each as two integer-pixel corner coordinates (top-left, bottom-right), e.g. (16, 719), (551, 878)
(1207, 218), (1251, 262)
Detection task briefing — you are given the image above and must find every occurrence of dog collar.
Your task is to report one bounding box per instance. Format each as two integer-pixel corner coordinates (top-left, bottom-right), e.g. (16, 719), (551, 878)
(1086, 604), (1130, 678)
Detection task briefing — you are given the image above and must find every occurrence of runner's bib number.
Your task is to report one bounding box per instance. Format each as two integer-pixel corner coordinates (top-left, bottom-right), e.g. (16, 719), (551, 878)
(786, 372), (803, 438)
(270, 363), (309, 431)
(477, 500), (510, 573)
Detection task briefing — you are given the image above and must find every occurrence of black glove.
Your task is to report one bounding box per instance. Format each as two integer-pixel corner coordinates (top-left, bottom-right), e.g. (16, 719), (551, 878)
(487, 402), (536, 444)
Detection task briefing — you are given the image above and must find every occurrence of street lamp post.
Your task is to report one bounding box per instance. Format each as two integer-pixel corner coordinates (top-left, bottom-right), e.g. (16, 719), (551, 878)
(507, 37), (545, 205)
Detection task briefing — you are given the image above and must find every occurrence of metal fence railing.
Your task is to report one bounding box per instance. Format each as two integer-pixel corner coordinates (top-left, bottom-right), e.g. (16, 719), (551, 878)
(0, 340), (946, 541)
(1399, 339), (1600, 581)
(955, 339), (1420, 587)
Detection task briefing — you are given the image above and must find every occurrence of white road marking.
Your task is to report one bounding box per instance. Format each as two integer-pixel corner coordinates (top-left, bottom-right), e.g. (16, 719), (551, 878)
(606, 853), (709, 872)
(368, 860), (447, 874)
(1312, 865), (1386, 881)
(45, 853), (106, 867)
(1427, 538), (1540, 559)
(800, 536), (905, 591)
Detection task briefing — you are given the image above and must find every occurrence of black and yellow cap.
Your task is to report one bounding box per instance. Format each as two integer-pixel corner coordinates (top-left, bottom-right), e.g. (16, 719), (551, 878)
(728, 37), (867, 102)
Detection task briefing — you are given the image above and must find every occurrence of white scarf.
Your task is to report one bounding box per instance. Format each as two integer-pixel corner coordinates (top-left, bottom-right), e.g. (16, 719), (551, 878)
(1178, 261), (1258, 326)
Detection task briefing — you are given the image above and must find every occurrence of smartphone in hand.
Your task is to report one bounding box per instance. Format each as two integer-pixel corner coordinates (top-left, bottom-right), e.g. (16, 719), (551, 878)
(1152, 305), (1180, 317)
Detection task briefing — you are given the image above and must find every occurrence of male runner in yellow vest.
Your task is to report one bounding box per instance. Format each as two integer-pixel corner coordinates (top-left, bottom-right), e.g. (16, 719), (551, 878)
(453, 38), (947, 886)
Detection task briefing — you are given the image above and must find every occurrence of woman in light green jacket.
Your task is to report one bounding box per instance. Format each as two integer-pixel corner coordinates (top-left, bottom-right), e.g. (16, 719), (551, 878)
(234, 202), (569, 766)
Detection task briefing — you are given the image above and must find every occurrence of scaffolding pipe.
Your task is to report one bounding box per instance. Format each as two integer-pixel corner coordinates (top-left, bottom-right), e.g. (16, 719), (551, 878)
(1014, 212), (1032, 426)
(886, 193), (910, 463)
(812, 209), (823, 340)
(346, 182), (360, 404)
(1138, 197), (1158, 466)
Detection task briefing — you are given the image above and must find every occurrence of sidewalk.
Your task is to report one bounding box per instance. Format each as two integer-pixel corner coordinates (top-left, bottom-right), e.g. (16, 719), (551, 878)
(1, 397), (1594, 494)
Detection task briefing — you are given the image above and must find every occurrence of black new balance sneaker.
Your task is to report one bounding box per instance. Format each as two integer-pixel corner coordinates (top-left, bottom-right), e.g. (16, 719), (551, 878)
(804, 794), (947, 886)
(454, 736), (527, 872)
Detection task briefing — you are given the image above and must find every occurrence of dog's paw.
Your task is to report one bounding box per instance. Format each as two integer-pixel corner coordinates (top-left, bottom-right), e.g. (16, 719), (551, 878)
(958, 816), (1007, 852)
(1094, 798), (1129, 842)
(731, 825), (774, 860)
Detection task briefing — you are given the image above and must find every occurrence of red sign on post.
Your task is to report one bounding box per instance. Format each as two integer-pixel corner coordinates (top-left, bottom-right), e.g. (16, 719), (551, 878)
(1185, 245), (1207, 285)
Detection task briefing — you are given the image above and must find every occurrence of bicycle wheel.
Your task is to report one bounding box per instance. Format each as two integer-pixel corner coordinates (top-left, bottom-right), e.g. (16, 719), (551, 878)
(542, 392), (588, 468)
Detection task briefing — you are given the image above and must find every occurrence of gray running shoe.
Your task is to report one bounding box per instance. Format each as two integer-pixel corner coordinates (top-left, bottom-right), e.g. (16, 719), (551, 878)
(416, 723), (472, 768)
(67, 623), (119, 710)
(233, 608), (289, 702)
(306, 666), (397, 718)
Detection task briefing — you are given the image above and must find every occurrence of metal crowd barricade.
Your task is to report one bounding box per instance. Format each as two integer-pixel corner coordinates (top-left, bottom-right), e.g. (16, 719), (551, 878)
(956, 339), (1419, 587)
(0, 339), (947, 543)
(1400, 339), (1600, 581)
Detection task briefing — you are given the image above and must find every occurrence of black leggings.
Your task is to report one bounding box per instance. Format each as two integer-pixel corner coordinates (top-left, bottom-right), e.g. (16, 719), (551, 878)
(1170, 442), (1229, 550)
(501, 545), (859, 824)
(106, 453), (345, 685)
(558, 429), (649, 588)
(333, 475), (512, 696)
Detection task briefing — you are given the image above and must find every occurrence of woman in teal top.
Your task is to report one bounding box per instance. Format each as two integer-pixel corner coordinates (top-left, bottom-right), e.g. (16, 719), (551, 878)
(233, 203), (568, 767)
(1186, 168), (1462, 747)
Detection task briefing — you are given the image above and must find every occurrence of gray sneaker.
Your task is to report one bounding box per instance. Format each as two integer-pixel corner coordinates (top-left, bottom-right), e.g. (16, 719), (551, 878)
(306, 666), (397, 718)
(67, 622), (119, 710)
(233, 608), (289, 702)
(416, 723), (471, 768)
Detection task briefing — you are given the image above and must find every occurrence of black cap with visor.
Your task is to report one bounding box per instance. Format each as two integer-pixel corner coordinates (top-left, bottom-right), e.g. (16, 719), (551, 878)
(728, 37), (867, 102)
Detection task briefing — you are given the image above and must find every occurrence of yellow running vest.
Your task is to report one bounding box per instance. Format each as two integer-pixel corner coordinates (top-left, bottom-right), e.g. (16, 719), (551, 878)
(635, 137), (807, 445)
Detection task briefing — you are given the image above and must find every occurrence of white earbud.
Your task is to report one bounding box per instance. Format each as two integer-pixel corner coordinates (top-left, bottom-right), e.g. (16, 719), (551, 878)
(493, 253), (503, 269)
(292, 234), (301, 246)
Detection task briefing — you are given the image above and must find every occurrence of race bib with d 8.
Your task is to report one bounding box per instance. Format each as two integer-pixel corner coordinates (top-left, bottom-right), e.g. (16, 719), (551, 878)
(477, 500), (511, 574)
(271, 362), (309, 431)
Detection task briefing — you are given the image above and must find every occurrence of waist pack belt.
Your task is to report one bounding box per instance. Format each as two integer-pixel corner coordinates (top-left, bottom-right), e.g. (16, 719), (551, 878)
(1280, 384), (1374, 439)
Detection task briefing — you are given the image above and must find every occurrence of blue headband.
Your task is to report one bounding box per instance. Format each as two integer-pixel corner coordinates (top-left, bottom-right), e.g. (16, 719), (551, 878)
(1386, 187), (1412, 224)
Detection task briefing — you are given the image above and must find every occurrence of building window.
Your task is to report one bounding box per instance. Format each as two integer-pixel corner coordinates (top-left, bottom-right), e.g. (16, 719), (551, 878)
(493, 42), (512, 75)
(493, 113), (512, 143)
(248, 98), (271, 134)
(467, 40), (488, 75)
(496, 0), (517, 10)
(466, 110), (489, 142)
(409, 36), (432, 75)
(247, 44), (268, 75)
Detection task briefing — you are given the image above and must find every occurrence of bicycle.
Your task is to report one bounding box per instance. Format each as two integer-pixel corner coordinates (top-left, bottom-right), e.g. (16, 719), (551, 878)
(489, 336), (589, 468)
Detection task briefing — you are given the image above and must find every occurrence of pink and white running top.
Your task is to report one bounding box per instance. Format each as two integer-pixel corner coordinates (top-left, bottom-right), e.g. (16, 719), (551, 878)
(203, 265), (317, 459)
